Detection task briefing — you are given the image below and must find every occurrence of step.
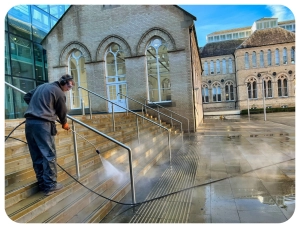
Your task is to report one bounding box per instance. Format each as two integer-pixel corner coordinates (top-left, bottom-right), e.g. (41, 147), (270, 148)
(6, 129), (181, 222)
(5, 124), (172, 208)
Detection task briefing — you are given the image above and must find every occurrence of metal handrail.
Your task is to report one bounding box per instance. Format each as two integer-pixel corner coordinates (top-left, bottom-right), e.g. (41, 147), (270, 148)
(5, 82), (135, 204)
(118, 93), (183, 134)
(78, 86), (173, 162)
(141, 96), (190, 135)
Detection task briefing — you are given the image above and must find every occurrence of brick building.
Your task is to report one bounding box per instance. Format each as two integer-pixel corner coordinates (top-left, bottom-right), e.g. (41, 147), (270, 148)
(200, 18), (295, 113)
(41, 5), (203, 132)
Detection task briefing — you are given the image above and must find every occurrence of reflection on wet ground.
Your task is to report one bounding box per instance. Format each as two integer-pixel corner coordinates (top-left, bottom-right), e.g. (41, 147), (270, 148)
(101, 112), (295, 223)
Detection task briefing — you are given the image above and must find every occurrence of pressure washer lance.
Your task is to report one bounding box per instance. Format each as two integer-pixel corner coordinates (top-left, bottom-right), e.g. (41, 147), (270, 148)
(56, 121), (101, 155)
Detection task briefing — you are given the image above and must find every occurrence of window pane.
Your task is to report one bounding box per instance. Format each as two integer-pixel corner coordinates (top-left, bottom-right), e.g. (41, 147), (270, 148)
(31, 6), (50, 32)
(10, 34), (34, 78)
(5, 33), (11, 75)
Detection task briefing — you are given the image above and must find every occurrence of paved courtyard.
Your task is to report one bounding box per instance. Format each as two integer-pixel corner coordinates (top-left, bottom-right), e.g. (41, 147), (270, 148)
(101, 112), (296, 223)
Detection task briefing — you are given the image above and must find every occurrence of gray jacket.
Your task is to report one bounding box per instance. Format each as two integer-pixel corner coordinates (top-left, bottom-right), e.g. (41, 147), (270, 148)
(24, 81), (68, 124)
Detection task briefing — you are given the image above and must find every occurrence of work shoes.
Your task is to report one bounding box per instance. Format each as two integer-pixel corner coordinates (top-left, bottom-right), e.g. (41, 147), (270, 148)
(44, 183), (64, 196)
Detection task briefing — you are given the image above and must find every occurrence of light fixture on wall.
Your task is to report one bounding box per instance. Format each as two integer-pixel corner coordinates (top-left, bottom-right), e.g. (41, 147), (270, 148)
(257, 73), (261, 77)
(272, 72), (276, 76)
(288, 70), (293, 74)
(208, 80), (211, 83)
(221, 79), (224, 83)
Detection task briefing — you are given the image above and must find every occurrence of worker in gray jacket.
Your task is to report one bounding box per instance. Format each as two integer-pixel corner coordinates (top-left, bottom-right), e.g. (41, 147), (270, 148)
(24, 74), (74, 196)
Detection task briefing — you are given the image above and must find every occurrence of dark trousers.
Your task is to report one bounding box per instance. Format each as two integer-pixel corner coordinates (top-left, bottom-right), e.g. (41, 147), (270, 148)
(25, 119), (57, 192)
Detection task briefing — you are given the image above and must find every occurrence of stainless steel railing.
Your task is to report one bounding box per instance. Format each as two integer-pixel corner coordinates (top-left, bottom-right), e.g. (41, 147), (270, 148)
(5, 82), (137, 204)
(141, 96), (190, 136)
(78, 86), (173, 163)
(118, 93), (183, 140)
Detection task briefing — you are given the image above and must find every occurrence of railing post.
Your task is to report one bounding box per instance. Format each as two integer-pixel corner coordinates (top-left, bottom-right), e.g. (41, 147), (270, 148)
(112, 103), (115, 131)
(171, 113), (173, 127)
(71, 120), (80, 179)
(88, 93), (92, 120)
(136, 115), (140, 144)
(81, 99), (85, 115)
(127, 148), (136, 205)
(168, 130), (172, 166)
(142, 105), (144, 124)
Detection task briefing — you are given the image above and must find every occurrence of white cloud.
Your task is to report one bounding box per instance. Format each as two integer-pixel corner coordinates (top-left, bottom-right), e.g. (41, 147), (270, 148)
(267, 5), (295, 21)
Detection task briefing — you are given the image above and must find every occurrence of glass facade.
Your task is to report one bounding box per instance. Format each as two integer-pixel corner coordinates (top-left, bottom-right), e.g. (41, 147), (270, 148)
(5, 5), (70, 119)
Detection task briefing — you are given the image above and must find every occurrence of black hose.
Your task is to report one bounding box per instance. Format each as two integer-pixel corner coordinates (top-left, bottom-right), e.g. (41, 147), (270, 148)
(5, 120), (26, 142)
(4, 120), (295, 208)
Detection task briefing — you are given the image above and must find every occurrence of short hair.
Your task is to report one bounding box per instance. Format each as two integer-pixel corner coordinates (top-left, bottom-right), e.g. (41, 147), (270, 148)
(59, 74), (75, 86)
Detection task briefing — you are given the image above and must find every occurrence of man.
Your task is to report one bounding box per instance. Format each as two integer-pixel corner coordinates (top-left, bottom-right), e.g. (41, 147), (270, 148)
(24, 74), (74, 196)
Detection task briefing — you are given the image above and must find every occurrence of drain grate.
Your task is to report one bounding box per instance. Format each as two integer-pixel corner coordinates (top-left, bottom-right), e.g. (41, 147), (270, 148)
(130, 144), (200, 223)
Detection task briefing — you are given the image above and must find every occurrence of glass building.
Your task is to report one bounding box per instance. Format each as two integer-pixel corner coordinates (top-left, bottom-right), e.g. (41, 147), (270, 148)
(5, 5), (70, 119)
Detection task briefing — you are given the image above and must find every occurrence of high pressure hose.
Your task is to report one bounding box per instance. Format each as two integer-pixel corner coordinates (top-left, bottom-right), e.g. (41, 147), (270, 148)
(5, 120), (295, 208)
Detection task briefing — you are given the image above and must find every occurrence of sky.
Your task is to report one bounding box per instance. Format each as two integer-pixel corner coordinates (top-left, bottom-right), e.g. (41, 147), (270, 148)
(179, 4), (295, 47)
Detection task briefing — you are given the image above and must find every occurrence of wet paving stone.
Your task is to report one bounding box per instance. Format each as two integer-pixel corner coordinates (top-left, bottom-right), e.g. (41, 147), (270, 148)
(101, 112), (295, 223)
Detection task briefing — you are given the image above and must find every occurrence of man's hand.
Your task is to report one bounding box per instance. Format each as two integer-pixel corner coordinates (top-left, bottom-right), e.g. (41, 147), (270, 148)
(62, 123), (70, 130)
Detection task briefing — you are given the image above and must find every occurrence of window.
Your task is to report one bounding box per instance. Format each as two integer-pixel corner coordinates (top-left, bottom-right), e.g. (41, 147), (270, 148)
(31, 6), (50, 32)
(278, 75), (288, 97)
(245, 52), (249, 69)
(146, 38), (170, 102)
(233, 33), (238, 39)
(239, 32), (245, 38)
(222, 58), (226, 74)
(216, 59), (220, 74)
(225, 81), (234, 101)
(212, 82), (221, 102)
(291, 47), (295, 64)
(275, 48), (279, 65)
(220, 35), (226, 40)
(246, 77), (257, 99)
(226, 34), (232, 40)
(283, 48), (287, 64)
(202, 84), (209, 103)
(214, 36), (220, 42)
(260, 50), (264, 67)
(267, 49), (272, 66)
(210, 60), (214, 74)
(246, 31), (251, 37)
(69, 50), (88, 109)
(228, 58), (233, 73)
(262, 77), (272, 98)
(208, 37), (213, 42)
(204, 61), (208, 76)
(252, 51), (257, 68)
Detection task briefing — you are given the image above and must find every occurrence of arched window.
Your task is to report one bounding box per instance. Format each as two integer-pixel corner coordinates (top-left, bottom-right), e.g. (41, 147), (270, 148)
(246, 77), (257, 99)
(291, 47), (295, 64)
(267, 49), (272, 66)
(202, 84), (209, 103)
(204, 61), (208, 76)
(212, 82), (221, 102)
(262, 76), (272, 98)
(245, 52), (249, 69)
(216, 59), (220, 74)
(146, 38), (170, 102)
(225, 81), (234, 101)
(68, 50), (88, 109)
(275, 48), (279, 65)
(210, 60), (214, 75)
(260, 50), (264, 67)
(222, 58), (226, 74)
(228, 58), (233, 73)
(252, 51), (257, 68)
(283, 48), (287, 64)
(278, 75), (288, 97)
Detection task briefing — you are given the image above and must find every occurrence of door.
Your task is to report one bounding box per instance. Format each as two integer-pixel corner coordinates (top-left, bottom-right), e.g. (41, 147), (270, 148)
(107, 82), (127, 112)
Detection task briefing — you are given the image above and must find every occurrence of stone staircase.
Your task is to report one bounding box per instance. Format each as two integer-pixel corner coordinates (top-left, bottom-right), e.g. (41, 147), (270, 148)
(5, 112), (182, 223)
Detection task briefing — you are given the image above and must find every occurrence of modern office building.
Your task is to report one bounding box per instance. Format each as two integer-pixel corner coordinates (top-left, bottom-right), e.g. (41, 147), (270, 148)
(5, 5), (70, 119)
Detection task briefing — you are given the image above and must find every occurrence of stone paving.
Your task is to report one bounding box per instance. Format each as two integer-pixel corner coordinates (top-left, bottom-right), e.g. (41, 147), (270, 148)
(101, 112), (296, 223)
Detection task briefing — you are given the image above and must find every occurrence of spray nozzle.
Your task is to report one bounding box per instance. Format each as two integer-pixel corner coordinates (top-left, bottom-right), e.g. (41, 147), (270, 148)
(96, 149), (100, 154)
